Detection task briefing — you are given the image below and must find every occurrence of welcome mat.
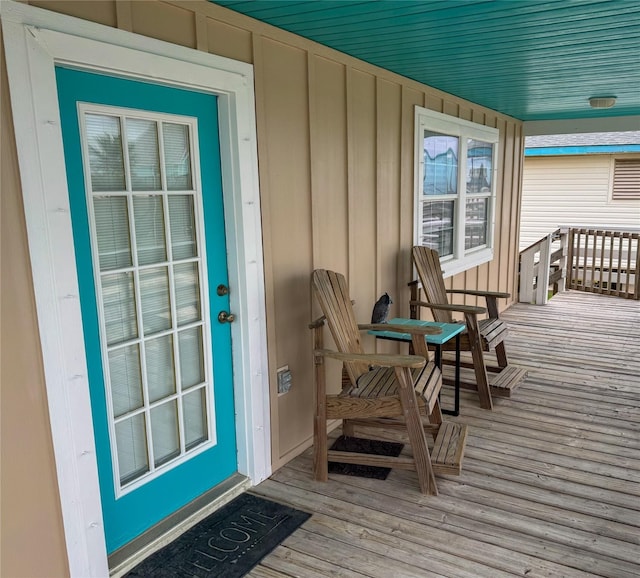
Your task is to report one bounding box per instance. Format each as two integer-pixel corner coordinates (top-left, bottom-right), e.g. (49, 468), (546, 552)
(328, 435), (404, 479)
(125, 493), (310, 578)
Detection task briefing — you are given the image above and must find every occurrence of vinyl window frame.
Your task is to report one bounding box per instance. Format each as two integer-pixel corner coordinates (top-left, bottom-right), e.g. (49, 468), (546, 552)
(414, 106), (499, 277)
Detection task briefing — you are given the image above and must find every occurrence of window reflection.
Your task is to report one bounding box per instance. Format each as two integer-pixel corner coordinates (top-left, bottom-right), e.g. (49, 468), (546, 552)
(466, 139), (493, 194)
(423, 132), (458, 196)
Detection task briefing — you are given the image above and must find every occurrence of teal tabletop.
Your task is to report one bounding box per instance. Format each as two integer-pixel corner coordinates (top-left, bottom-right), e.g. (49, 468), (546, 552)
(368, 317), (465, 345)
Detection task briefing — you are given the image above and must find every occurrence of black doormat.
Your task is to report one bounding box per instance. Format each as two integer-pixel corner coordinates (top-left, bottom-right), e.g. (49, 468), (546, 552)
(125, 493), (310, 578)
(328, 435), (404, 480)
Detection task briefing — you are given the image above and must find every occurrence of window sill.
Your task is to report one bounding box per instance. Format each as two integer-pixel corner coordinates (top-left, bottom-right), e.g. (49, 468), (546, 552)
(440, 247), (494, 278)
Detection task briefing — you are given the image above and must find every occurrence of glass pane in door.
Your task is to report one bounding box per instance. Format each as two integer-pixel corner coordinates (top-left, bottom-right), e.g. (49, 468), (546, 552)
(183, 388), (207, 450)
(109, 345), (143, 418)
(139, 267), (172, 336)
(94, 196), (132, 270)
(101, 273), (138, 346)
(127, 118), (161, 191)
(174, 262), (201, 326)
(83, 108), (213, 493)
(145, 335), (176, 403)
(133, 195), (167, 265)
(151, 400), (180, 467)
(163, 123), (192, 190)
(85, 114), (126, 192)
(115, 414), (149, 485)
(178, 327), (204, 389)
(168, 195), (197, 260)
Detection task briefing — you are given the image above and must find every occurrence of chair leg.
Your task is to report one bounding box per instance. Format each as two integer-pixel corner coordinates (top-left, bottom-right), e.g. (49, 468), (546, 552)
(465, 313), (493, 410)
(313, 332), (328, 482)
(485, 296), (508, 370)
(314, 412), (328, 482)
(395, 367), (438, 495)
(495, 341), (508, 368)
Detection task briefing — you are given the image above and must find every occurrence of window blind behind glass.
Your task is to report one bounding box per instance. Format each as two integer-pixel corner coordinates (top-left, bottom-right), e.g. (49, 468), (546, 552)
(85, 112), (210, 487)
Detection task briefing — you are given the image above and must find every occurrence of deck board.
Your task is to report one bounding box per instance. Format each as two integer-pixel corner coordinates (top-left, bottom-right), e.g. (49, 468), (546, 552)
(251, 291), (640, 577)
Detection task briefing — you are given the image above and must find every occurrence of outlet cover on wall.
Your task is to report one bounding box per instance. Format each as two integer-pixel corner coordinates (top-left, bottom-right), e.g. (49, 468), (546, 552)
(277, 365), (293, 395)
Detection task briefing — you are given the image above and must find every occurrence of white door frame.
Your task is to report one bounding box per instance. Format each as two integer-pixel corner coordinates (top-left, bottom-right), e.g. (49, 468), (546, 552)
(1, 2), (271, 576)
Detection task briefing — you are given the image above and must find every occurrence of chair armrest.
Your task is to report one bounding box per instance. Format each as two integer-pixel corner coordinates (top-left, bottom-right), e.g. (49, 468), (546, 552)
(446, 288), (511, 299)
(314, 349), (426, 368)
(410, 300), (486, 315)
(358, 323), (442, 336)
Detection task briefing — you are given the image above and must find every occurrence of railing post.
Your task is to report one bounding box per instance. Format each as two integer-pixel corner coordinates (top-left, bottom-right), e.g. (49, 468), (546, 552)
(634, 234), (640, 300)
(557, 228), (568, 293)
(535, 233), (552, 305)
(519, 246), (535, 303)
(567, 228), (576, 290)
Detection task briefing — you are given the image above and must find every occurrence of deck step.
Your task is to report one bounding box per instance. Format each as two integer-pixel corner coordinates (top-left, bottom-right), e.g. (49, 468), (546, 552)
(431, 422), (467, 475)
(489, 365), (528, 397)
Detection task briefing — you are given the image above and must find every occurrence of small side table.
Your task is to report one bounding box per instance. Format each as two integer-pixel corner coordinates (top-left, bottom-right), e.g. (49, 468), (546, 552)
(368, 317), (464, 416)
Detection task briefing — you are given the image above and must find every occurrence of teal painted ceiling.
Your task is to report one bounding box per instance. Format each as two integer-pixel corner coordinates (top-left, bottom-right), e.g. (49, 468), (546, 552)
(211, 0), (640, 122)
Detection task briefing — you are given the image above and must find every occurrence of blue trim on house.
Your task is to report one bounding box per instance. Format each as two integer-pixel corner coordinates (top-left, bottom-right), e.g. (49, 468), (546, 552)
(525, 145), (640, 156)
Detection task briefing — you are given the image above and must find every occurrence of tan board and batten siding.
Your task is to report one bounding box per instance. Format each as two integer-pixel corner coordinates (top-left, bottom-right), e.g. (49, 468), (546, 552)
(1, 2), (524, 576)
(520, 154), (640, 250)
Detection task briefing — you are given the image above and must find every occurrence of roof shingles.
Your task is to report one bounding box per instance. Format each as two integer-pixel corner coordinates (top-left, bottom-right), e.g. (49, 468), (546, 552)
(526, 131), (640, 148)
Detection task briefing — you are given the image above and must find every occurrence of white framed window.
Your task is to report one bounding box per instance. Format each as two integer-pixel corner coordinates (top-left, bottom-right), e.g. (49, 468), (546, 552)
(79, 104), (215, 496)
(414, 107), (499, 277)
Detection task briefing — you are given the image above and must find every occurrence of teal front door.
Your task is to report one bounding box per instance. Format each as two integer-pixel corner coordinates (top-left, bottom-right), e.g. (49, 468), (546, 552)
(55, 67), (238, 553)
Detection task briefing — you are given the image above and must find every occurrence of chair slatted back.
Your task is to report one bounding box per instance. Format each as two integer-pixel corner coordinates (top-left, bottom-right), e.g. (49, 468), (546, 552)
(312, 269), (370, 384)
(412, 246), (453, 324)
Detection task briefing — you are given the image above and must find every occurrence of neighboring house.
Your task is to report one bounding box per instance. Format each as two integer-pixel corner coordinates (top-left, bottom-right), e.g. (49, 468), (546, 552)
(519, 132), (640, 250)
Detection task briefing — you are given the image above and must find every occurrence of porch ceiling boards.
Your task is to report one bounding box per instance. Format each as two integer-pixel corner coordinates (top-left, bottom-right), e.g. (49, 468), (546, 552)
(248, 290), (640, 577)
(212, 0), (640, 123)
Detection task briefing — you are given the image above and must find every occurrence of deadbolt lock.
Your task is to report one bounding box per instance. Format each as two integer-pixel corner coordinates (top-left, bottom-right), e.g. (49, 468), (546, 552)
(217, 284), (229, 296)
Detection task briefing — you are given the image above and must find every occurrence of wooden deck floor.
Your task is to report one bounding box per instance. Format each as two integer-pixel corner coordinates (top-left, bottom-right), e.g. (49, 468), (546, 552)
(248, 291), (640, 578)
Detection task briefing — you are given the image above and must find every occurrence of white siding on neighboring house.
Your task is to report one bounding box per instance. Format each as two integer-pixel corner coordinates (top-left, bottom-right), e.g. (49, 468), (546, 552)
(519, 154), (640, 250)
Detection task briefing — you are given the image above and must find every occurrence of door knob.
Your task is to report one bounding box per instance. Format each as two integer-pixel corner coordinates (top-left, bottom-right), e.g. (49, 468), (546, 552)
(218, 311), (235, 323)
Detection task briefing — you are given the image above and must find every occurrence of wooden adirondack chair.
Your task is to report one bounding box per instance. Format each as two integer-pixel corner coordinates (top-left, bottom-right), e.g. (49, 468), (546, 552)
(310, 269), (468, 495)
(410, 246), (527, 410)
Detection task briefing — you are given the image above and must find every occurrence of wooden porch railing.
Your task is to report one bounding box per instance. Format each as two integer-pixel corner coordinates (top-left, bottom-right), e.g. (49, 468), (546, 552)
(567, 228), (639, 299)
(518, 228), (567, 304)
(519, 227), (640, 303)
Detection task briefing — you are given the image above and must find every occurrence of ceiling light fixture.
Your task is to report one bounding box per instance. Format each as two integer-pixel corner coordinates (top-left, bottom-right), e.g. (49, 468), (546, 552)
(589, 96), (617, 109)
